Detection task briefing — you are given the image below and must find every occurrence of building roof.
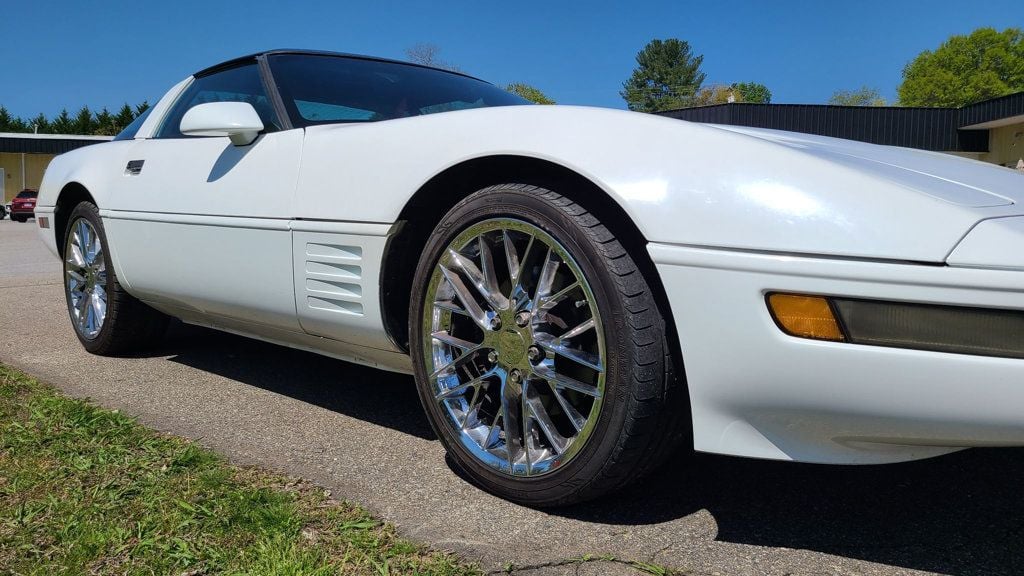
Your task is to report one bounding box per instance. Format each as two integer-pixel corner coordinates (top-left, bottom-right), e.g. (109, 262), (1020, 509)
(658, 91), (1024, 153)
(0, 132), (113, 155)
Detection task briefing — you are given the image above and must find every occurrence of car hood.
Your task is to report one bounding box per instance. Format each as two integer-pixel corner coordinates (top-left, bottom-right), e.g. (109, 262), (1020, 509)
(707, 124), (1021, 208)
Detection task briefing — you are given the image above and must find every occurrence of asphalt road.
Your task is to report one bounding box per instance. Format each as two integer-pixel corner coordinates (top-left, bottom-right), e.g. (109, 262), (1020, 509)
(1, 217), (1021, 576)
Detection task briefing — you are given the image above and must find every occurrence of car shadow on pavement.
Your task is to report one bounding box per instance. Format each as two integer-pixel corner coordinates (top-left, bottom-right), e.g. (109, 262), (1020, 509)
(560, 441), (1024, 575)
(152, 322), (1023, 576)
(153, 321), (436, 441)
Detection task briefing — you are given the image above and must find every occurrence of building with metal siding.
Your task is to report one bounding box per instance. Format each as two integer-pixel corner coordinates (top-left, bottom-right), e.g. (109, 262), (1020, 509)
(0, 133), (112, 202)
(658, 91), (1024, 169)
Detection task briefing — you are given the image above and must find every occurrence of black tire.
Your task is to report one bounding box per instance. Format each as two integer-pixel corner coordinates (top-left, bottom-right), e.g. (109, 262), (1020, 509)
(13, 215), (24, 223)
(409, 184), (689, 507)
(62, 201), (168, 355)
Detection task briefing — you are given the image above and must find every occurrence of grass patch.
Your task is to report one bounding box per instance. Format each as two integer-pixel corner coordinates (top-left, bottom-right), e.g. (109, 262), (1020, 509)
(0, 363), (479, 575)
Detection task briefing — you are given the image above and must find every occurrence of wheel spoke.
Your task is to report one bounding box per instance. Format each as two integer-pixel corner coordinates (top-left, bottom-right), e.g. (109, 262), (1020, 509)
(536, 280), (579, 313)
(560, 317), (595, 341)
(76, 290), (90, 329)
(550, 385), (588, 432)
(90, 291), (106, 324)
(536, 364), (602, 398)
(77, 221), (91, 263)
(448, 248), (508, 312)
(521, 380), (532, 474)
(532, 248), (559, 309)
(433, 299), (468, 316)
(501, 378), (524, 470)
(435, 369), (493, 402)
(430, 330), (479, 351)
(477, 236), (507, 308)
(439, 265), (488, 329)
(526, 394), (569, 455)
(461, 384), (484, 429)
(535, 335), (604, 373)
(69, 243), (87, 270)
(429, 344), (482, 379)
(505, 230), (534, 302)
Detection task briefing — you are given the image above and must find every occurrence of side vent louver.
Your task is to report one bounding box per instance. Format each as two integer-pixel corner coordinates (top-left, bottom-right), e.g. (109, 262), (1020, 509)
(304, 243), (364, 316)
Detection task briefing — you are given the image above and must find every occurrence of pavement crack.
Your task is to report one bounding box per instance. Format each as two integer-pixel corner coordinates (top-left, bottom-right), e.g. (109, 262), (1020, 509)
(490, 554), (685, 575)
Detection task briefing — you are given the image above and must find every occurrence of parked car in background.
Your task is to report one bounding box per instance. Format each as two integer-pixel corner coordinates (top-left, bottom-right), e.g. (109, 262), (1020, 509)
(10, 190), (38, 222)
(33, 49), (1024, 507)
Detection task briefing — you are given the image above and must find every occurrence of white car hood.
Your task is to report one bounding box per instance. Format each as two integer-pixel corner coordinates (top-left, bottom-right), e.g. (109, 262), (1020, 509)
(710, 124), (1021, 208)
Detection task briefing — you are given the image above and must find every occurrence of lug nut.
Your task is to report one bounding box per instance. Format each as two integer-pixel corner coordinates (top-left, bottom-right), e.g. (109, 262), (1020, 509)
(515, 311), (531, 327)
(527, 346), (542, 364)
(488, 316), (502, 330)
(509, 370), (522, 384)
(487, 350), (499, 363)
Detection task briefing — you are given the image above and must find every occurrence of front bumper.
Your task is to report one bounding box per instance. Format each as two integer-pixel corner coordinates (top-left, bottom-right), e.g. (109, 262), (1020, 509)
(649, 242), (1024, 464)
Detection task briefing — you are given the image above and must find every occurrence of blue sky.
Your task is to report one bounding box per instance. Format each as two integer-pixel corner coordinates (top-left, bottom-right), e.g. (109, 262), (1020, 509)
(2, 1), (1022, 118)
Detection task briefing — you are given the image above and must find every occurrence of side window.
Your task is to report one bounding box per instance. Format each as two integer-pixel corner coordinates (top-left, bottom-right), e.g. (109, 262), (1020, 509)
(156, 63), (280, 139)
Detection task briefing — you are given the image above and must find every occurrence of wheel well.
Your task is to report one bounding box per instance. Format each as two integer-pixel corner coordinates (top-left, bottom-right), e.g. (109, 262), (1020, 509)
(54, 183), (95, 257)
(380, 155), (680, 366)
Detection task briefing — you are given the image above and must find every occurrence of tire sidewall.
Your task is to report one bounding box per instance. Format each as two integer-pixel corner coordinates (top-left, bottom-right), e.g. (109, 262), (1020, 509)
(409, 186), (637, 503)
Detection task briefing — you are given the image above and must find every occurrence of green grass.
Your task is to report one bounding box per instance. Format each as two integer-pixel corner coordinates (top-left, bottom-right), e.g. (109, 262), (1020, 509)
(0, 364), (480, 575)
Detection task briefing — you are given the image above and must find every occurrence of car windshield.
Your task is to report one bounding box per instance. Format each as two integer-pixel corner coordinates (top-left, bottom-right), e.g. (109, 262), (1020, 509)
(16, 191), (37, 199)
(268, 54), (529, 127)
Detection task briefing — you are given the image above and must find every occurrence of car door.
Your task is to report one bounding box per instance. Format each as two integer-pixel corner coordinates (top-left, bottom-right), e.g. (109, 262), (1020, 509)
(105, 60), (303, 331)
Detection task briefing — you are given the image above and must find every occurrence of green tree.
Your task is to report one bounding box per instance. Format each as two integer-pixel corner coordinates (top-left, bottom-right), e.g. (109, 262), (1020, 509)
(0, 106), (27, 132)
(621, 38), (705, 112)
(731, 82), (771, 103)
(28, 113), (49, 133)
(899, 27), (1024, 107)
(72, 106), (95, 135)
(93, 108), (115, 135)
(113, 104), (135, 133)
(50, 109), (74, 133)
(829, 86), (888, 106)
(692, 84), (736, 106)
(505, 83), (555, 104)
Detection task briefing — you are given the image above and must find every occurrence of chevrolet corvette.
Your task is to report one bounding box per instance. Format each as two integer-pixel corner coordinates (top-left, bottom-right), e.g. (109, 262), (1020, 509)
(36, 50), (1024, 506)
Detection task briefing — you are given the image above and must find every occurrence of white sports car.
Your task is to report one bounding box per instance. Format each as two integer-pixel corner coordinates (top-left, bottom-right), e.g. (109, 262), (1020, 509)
(36, 50), (1024, 506)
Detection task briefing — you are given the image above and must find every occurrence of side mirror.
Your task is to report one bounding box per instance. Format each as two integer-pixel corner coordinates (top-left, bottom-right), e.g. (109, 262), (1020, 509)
(180, 102), (264, 146)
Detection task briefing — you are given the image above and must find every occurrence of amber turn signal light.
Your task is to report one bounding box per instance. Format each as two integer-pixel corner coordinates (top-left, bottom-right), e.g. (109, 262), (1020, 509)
(767, 293), (844, 341)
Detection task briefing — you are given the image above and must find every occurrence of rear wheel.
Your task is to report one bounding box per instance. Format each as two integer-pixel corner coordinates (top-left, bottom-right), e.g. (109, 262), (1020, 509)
(62, 201), (168, 355)
(409, 184), (688, 506)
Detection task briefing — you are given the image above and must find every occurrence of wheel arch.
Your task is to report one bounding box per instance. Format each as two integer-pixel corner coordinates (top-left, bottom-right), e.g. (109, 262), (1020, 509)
(54, 182), (97, 257)
(380, 155), (684, 387)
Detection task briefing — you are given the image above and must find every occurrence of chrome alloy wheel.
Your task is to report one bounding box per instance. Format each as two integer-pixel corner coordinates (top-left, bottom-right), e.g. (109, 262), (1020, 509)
(64, 217), (108, 339)
(422, 218), (606, 476)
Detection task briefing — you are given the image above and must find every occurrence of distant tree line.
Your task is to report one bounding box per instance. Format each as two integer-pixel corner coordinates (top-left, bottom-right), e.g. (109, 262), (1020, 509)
(0, 102), (150, 136)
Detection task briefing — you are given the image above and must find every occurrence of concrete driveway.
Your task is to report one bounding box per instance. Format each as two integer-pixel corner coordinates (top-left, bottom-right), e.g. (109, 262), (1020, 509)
(1, 217), (1021, 575)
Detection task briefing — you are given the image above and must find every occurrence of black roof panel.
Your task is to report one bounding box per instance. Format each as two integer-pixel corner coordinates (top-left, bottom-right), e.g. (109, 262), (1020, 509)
(194, 49), (483, 82)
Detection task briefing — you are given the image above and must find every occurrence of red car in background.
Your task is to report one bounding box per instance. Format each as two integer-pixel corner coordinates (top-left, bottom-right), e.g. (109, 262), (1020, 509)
(9, 190), (38, 222)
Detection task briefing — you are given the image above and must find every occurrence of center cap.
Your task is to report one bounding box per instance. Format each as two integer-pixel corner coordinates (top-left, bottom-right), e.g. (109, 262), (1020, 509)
(498, 330), (527, 364)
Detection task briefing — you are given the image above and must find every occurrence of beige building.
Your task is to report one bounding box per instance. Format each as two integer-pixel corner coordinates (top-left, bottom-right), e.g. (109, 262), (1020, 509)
(0, 133), (112, 203)
(966, 119), (1024, 168)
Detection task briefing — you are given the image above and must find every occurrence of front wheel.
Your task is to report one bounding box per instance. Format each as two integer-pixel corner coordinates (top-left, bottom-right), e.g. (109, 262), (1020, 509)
(62, 201), (168, 355)
(409, 184), (688, 506)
